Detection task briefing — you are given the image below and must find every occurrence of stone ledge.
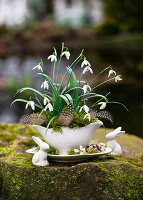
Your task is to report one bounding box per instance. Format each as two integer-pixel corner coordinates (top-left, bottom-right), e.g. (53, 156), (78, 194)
(0, 124), (143, 199)
(0, 156), (143, 200)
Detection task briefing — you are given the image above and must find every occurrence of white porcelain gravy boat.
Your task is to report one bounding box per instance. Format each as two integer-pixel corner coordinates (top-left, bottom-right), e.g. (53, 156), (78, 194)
(33, 120), (103, 155)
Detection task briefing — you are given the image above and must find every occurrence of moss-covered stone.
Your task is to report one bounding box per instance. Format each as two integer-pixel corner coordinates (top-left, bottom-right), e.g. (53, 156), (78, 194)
(0, 155), (143, 200)
(0, 124), (143, 199)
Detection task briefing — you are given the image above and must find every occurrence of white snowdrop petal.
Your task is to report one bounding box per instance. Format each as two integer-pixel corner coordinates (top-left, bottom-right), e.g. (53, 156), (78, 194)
(98, 102), (106, 110)
(108, 70), (116, 77)
(48, 103), (53, 112)
(89, 68), (93, 74)
(81, 60), (91, 68)
(84, 105), (89, 113)
(83, 85), (87, 94)
(115, 75), (122, 82)
(66, 51), (70, 59)
(82, 68), (86, 74)
(48, 55), (57, 62)
(84, 113), (91, 121)
(25, 102), (29, 109)
(87, 85), (91, 91)
(82, 66), (93, 74)
(47, 55), (52, 60)
(62, 51), (70, 60)
(81, 60), (85, 68)
(43, 97), (50, 105)
(83, 84), (91, 94)
(74, 149), (79, 153)
(79, 106), (83, 112)
(32, 64), (43, 72)
(30, 101), (35, 110)
(61, 52), (65, 56)
(41, 81), (49, 89)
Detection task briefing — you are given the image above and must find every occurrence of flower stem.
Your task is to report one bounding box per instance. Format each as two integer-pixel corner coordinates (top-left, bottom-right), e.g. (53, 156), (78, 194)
(91, 77), (115, 91)
(53, 47), (57, 82)
(89, 65), (112, 85)
(59, 51), (83, 90)
(89, 92), (110, 109)
(56, 42), (64, 84)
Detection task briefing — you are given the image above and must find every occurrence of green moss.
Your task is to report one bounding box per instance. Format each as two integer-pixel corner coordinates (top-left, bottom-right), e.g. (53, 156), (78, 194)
(21, 139), (35, 147)
(69, 113), (97, 129)
(67, 149), (79, 155)
(0, 156), (143, 199)
(102, 168), (108, 174)
(87, 149), (100, 154)
(0, 124), (143, 199)
(103, 188), (109, 195)
(106, 177), (115, 183)
(50, 116), (63, 133)
(0, 147), (11, 155)
(141, 152), (143, 161)
(47, 146), (59, 155)
(35, 112), (98, 133)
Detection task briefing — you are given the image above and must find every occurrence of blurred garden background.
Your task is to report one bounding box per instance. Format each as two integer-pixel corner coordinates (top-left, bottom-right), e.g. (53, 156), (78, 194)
(0, 0), (142, 138)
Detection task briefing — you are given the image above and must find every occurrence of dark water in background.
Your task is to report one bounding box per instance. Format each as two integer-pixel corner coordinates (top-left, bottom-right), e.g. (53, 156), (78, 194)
(0, 48), (143, 138)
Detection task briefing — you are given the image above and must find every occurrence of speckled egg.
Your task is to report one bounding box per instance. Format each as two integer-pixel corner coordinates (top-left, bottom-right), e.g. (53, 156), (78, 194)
(85, 142), (106, 153)
(97, 143), (106, 152)
(85, 143), (99, 153)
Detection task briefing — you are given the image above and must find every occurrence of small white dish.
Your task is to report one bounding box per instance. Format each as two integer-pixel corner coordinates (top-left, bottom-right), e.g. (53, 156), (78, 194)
(47, 147), (112, 163)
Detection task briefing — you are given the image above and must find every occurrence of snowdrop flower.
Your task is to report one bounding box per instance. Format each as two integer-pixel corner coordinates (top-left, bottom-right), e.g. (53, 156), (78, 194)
(81, 59), (91, 68)
(44, 103), (53, 112)
(62, 51), (70, 60)
(83, 84), (91, 94)
(74, 145), (86, 155)
(79, 105), (89, 113)
(98, 102), (106, 110)
(79, 145), (86, 155)
(74, 148), (79, 153)
(84, 113), (91, 121)
(32, 63), (43, 72)
(47, 54), (57, 62)
(108, 69), (116, 77)
(41, 80), (49, 89)
(43, 97), (50, 105)
(25, 101), (35, 110)
(115, 75), (122, 82)
(82, 66), (93, 74)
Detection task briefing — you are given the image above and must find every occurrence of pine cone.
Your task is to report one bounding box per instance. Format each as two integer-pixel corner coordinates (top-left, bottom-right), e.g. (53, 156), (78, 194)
(59, 104), (74, 126)
(19, 113), (46, 125)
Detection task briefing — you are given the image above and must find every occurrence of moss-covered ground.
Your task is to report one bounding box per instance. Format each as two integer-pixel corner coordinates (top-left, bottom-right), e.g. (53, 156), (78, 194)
(0, 124), (143, 200)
